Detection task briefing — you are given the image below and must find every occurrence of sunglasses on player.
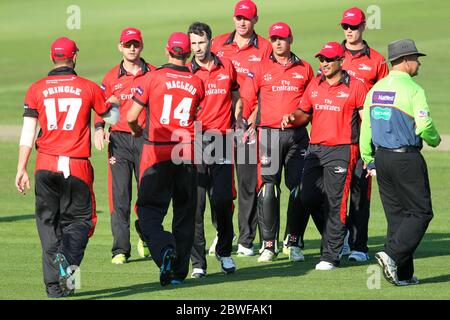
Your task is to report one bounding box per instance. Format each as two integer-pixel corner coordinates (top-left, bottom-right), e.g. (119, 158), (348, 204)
(122, 41), (142, 48)
(341, 23), (361, 31)
(318, 56), (340, 63)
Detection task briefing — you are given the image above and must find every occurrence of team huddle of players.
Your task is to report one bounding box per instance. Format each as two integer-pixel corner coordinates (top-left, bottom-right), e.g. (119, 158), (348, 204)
(16, 0), (393, 297)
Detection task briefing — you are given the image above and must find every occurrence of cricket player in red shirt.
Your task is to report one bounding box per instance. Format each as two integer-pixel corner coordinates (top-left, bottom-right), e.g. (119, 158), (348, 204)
(15, 37), (120, 298)
(211, 0), (272, 257)
(281, 42), (367, 270)
(93, 28), (156, 265)
(240, 22), (313, 262)
(339, 7), (389, 262)
(187, 22), (242, 278)
(127, 32), (204, 286)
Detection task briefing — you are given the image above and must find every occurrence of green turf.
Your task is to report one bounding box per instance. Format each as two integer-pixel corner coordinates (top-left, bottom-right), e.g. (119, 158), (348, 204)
(1, 141), (449, 300)
(1, 0), (449, 132)
(1, 0), (449, 300)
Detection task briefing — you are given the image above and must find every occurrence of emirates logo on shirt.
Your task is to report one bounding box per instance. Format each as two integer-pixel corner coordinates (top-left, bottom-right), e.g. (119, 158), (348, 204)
(109, 156), (117, 165)
(263, 73), (272, 81)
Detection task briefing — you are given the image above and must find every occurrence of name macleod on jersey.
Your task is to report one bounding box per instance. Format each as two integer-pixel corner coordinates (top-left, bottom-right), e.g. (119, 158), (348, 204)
(42, 86), (82, 98)
(165, 80), (197, 95)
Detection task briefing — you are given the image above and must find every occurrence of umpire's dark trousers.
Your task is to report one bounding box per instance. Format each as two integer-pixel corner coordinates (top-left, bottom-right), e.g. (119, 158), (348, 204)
(191, 134), (234, 270)
(301, 144), (358, 266)
(137, 156), (197, 281)
(108, 131), (144, 258)
(375, 148), (433, 280)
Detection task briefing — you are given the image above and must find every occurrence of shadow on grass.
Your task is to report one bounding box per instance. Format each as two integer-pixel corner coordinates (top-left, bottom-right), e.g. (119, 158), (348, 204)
(0, 214), (34, 223)
(73, 258), (316, 300)
(419, 274), (450, 284)
(67, 232), (450, 299)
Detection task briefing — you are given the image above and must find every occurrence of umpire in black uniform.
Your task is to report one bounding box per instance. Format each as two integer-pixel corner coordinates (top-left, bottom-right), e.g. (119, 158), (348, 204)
(360, 39), (441, 285)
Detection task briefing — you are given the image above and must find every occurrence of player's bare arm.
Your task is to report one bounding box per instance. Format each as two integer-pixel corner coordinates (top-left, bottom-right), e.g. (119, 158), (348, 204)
(127, 101), (144, 137)
(15, 116), (37, 194)
(94, 95), (120, 150)
(281, 109), (311, 130)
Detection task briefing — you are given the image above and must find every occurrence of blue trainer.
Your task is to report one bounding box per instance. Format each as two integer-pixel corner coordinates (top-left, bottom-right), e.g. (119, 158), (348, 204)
(160, 248), (176, 286)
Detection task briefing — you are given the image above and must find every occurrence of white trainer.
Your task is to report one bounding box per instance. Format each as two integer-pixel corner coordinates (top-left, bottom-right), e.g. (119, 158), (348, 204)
(289, 246), (305, 262)
(348, 251), (370, 262)
(191, 268), (207, 278)
(375, 251), (398, 285)
(216, 255), (236, 274)
(315, 261), (336, 270)
(208, 235), (218, 256)
(257, 249), (276, 262)
(236, 244), (255, 257)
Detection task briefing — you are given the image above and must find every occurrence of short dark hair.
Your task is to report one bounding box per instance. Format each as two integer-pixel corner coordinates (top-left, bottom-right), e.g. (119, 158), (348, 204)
(169, 49), (190, 61)
(187, 22), (212, 40)
(52, 57), (75, 65)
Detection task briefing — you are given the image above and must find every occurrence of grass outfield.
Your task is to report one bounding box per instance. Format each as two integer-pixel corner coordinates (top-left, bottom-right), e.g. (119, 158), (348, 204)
(0, 0), (449, 300)
(0, 0), (449, 131)
(0, 141), (449, 300)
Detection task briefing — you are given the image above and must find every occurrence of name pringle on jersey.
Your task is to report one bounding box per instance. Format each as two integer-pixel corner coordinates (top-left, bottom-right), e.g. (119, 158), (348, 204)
(42, 86), (82, 98)
(165, 80), (197, 95)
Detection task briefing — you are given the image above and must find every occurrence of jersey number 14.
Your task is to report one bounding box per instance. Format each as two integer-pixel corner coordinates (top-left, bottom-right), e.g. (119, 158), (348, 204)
(160, 95), (192, 127)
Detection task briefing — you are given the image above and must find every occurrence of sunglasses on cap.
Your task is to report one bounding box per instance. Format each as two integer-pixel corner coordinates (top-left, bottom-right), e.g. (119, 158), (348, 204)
(341, 23), (361, 31)
(318, 56), (341, 63)
(122, 41), (142, 48)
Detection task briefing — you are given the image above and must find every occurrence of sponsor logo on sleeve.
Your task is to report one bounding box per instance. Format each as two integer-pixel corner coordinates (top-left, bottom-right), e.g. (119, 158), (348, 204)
(418, 110), (429, 118)
(247, 71), (255, 79)
(136, 86), (144, 95)
(372, 91), (396, 105)
(100, 84), (106, 92)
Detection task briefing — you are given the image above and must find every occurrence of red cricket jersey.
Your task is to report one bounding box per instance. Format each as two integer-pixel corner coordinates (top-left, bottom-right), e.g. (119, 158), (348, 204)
(240, 53), (314, 129)
(132, 64), (205, 143)
(94, 59), (155, 133)
(342, 40), (388, 90)
(211, 31), (272, 119)
(23, 67), (111, 158)
(298, 71), (367, 146)
(188, 54), (239, 132)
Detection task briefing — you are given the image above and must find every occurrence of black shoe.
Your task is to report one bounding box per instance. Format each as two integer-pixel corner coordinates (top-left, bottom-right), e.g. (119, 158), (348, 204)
(160, 248), (176, 287)
(46, 283), (65, 298)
